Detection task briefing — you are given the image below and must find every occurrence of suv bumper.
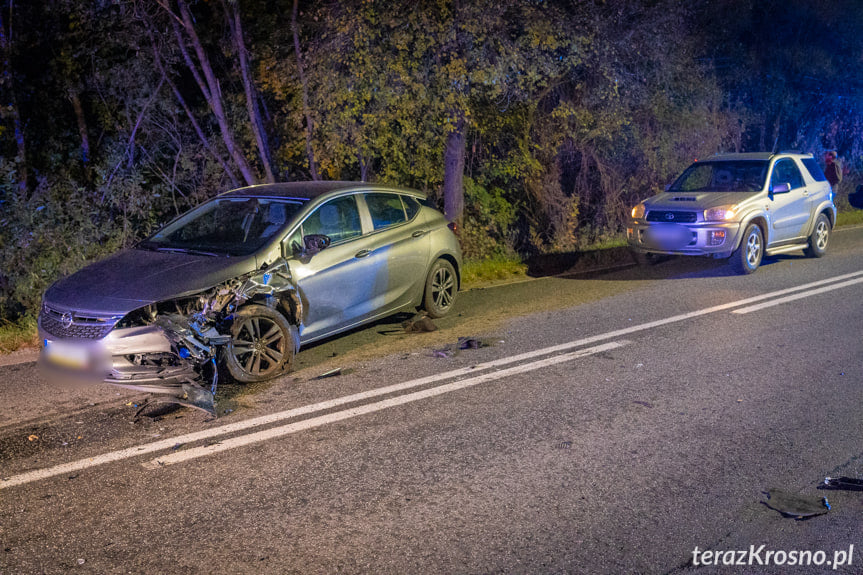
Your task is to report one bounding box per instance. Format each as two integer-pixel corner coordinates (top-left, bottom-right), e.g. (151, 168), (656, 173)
(626, 220), (743, 258)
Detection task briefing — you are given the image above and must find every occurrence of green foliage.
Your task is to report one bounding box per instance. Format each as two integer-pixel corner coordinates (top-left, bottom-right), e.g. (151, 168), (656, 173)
(2, 0), (862, 324)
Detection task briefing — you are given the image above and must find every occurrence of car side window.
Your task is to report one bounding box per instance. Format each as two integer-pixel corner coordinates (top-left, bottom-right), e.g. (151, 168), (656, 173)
(301, 195), (362, 243)
(771, 159), (804, 190)
(365, 193), (407, 231)
(403, 196), (421, 220)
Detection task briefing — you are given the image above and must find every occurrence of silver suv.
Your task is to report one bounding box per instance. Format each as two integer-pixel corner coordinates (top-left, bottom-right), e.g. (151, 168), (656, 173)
(627, 152), (836, 274)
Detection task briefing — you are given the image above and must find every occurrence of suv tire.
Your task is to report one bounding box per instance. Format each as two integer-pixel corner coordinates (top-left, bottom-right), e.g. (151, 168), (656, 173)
(804, 213), (830, 258)
(730, 223), (763, 274)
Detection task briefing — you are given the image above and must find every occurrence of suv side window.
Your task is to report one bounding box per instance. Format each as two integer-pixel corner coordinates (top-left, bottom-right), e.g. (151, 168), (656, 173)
(301, 195), (362, 243)
(771, 159), (804, 190)
(801, 158), (828, 182)
(365, 193), (407, 231)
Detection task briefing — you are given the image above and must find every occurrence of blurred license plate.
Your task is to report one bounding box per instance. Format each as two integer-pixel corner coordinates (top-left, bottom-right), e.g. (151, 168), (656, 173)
(43, 340), (89, 369)
(645, 225), (691, 249)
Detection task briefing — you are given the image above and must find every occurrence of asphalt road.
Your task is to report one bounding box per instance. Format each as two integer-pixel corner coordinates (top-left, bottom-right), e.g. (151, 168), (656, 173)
(3, 227), (863, 574)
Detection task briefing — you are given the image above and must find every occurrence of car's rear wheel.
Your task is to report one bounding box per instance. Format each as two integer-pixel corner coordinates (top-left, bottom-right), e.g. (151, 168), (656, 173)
(730, 223), (763, 274)
(804, 213), (830, 258)
(225, 304), (296, 383)
(422, 258), (458, 318)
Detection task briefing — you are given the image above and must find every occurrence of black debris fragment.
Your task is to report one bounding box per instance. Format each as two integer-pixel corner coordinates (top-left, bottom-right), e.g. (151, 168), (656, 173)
(314, 367), (355, 380)
(402, 312), (437, 333)
(823, 476), (863, 491)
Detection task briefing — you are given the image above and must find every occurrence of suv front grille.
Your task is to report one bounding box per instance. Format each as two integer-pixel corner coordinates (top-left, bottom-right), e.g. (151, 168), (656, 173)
(39, 305), (120, 340)
(646, 210), (697, 223)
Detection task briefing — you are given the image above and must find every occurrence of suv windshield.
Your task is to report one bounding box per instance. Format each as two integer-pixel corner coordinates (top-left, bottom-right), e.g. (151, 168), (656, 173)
(670, 160), (769, 193)
(140, 197), (305, 256)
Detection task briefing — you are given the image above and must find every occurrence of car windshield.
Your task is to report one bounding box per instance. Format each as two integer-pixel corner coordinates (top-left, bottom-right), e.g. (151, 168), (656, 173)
(140, 197), (306, 256)
(670, 160), (769, 193)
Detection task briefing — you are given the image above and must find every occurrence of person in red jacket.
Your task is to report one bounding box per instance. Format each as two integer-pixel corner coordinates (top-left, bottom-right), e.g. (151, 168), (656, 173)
(824, 150), (842, 199)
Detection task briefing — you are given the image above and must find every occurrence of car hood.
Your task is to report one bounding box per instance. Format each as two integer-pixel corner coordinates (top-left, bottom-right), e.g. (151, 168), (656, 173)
(646, 191), (759, 210)
(44, 248), (259, 316)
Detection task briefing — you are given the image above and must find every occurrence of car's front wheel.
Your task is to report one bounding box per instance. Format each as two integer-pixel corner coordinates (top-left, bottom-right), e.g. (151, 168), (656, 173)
(225, 304), (296, 383)
(804, 213), (830, 258)
(422, 258), (458, 318)
(730, 223), (763, 274)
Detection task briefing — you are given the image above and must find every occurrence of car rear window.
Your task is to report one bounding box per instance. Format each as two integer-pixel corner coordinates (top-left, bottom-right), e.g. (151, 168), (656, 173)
(801, 158), (827, 182)
(365, 193), (407, 230)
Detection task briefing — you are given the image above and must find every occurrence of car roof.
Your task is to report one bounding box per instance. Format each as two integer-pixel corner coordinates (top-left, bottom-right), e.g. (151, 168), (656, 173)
(218, 181), (425, 201)
(706, 152), (814, 162)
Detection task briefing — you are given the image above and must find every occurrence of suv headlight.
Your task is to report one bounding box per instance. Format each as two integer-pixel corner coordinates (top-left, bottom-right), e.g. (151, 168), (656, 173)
(704, 204), (738, 222)
(631, 203), (646, 219)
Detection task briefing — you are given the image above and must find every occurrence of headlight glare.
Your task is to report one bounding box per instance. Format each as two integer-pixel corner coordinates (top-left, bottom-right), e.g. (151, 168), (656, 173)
(704, 205), (738, 221)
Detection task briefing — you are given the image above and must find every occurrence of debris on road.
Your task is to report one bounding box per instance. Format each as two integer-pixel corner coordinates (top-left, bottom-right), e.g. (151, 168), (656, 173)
(762, 488), (830, 518)
(27, 434), (38, 442)
(314, 367), (355, 380)
(823, 476), (863, 491)
(430, 336), (500, 358)
(402, 312), (437, 333)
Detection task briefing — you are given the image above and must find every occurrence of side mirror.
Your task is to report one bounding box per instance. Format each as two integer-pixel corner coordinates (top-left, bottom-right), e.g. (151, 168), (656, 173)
(770, 182), (791, 194)
(303, 234), (331, 253)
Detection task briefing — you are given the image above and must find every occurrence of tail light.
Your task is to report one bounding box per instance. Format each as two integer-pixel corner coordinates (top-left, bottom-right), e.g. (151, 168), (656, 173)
(447, 221), (459, 235)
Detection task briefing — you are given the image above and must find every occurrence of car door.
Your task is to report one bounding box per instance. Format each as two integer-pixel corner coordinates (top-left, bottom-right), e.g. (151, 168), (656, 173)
(768, 158), (811, 243)
(286, 194), (379, 342)
(356, 192), (430, 314)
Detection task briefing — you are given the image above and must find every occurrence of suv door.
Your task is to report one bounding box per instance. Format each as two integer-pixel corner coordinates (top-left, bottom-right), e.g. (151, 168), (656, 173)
(285, 194), (378, 341)
(768, 158), (811, 243)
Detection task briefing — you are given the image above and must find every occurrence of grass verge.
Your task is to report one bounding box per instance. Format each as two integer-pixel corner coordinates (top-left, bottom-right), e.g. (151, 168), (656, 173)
(0, 315), (39, 354)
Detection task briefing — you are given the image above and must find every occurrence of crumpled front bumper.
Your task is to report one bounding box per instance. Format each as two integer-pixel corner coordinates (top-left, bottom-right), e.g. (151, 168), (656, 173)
(38, 321), (194, 393)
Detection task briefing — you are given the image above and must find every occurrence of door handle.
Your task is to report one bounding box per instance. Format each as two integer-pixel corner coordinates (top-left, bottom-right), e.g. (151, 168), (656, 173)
(355, 249), (371, 259)
(411, 230), (426, 238)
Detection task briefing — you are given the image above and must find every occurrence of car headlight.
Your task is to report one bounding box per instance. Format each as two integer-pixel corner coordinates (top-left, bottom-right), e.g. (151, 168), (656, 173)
(631, 203), (646, 219)
(704, 205), (738, 222)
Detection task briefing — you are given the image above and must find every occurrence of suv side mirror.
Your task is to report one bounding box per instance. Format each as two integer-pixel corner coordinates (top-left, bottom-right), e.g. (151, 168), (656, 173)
(770, 182), (791, 194)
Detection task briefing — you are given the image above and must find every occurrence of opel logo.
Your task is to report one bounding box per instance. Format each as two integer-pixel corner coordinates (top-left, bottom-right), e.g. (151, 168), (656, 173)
(60, 312), (74, 329)
(665, 213), (675, 220)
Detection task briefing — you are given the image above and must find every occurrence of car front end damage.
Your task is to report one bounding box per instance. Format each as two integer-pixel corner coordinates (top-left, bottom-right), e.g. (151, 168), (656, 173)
(39, 259), (300, 415)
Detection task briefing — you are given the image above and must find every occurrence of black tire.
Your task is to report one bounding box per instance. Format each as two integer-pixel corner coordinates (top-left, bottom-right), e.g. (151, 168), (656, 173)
(730, 223), (763, 274)
(631, 250), (655, 266)
(804, 213), (830, 258)
(422, 259), (458, 318)
(225, 304), (296, 383)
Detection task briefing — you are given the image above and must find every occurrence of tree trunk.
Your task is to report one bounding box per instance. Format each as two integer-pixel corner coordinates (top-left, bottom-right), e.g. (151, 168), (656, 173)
(443, 112), (466, 222)
(171, 0), (257, 186)
(292, 0), (319, 180)
(227, 1), (274, 182)
(68, 89), (90, 166)
(0, 4), (27, 194)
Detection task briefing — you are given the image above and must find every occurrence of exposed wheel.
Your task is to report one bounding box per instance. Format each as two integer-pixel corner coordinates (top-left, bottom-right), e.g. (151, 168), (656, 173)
(225, 304), (296, 383)
(804, 213), (830, 258)
(730, 223), (763, 274)
(422, 259), (458, 318)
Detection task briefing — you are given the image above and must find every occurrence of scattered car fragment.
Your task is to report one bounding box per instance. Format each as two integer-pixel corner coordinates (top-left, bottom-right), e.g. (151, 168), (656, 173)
(762, 488), (830, 519)
(628, 152), (836, 274)
(823, 476), (863, 491)
(38, 182), (462, 411)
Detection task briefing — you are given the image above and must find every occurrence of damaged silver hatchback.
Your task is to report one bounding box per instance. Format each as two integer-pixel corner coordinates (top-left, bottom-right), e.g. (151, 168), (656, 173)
(38, 182), (461, 409)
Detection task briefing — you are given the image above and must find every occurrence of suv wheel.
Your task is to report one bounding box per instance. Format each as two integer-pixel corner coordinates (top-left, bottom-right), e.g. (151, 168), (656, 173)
(422, 259), (457, 318)
(730, 223), (763, 274)
(225, 304), (296, 383)
(804, 213), (830, 258)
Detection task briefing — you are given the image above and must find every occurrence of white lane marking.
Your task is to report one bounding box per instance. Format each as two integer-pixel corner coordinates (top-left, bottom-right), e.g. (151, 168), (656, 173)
(1, 340), (626, 487)
(731, 276), (863, 314)
(142, 341), (630, 468)
(2, 269), (861, 489)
